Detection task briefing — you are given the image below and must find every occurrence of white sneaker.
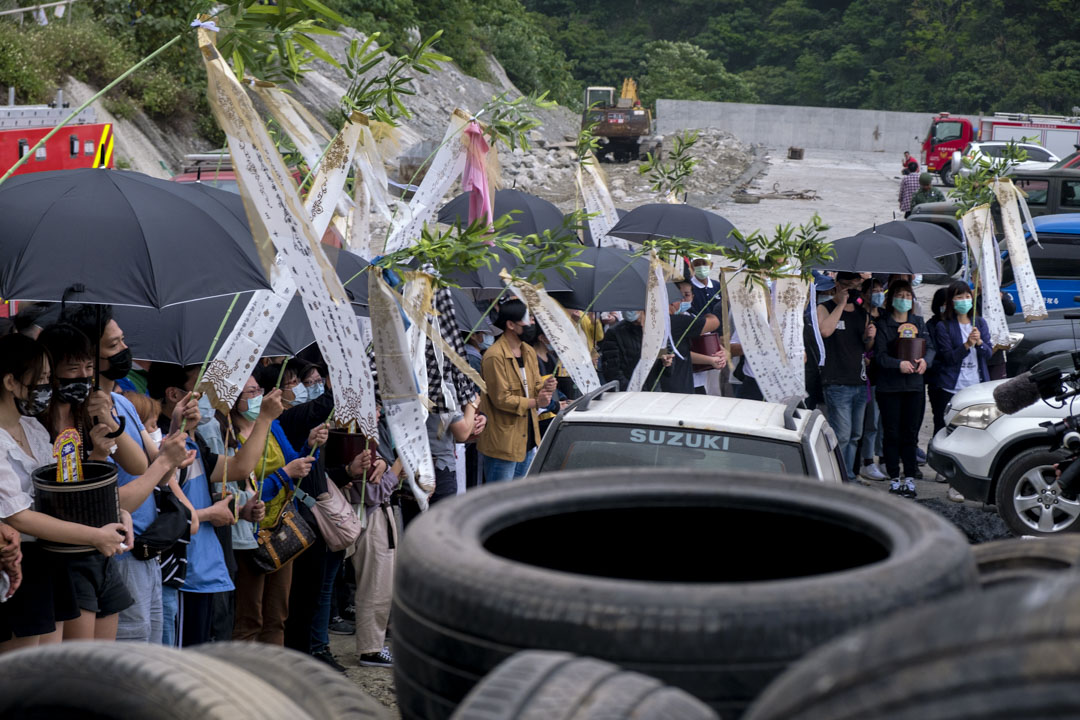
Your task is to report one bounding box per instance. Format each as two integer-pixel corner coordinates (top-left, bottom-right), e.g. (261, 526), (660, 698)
(947, 487), (965, 503)
(859, 463), (888, 481)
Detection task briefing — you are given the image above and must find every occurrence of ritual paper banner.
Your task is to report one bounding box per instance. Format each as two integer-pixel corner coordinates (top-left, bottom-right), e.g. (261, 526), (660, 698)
(199, 258), (296, 414)
(627, 254), (667, 392)
(993, 178), (1048, 322)
(303, 117), (363, 240)
(960, 205), (1012, 349)
(368, 272), (435, 508)
(200, 30), (378, 437)
(353, 123), (397, 224)
(772, 274), (809, 398)
(384, 110), (470, 254)
(349, 178), (371, 257)
(507, 277), (601, 396)
(576, 155), (626, 249)
(727, 272), (804, 403)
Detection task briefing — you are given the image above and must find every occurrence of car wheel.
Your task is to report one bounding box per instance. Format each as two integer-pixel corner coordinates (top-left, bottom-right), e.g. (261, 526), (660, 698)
(995, 448), (1080, 536)
(940, 165), (955, 186)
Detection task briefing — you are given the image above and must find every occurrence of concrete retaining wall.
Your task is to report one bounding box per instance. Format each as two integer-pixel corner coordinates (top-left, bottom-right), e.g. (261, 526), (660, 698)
(656, 99), (967, 153)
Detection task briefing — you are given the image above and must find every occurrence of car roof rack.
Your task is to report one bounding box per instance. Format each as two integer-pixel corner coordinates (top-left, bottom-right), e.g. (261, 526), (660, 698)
(575, 380), (620, 412)
(782, 396), (806, 431)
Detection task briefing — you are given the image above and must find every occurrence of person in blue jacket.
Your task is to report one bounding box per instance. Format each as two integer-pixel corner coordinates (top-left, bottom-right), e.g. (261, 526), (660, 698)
(931, 281), (993, 412)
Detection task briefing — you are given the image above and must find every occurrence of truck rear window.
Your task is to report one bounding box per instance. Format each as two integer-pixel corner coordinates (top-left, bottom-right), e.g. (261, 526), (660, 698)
(537, 423), (806, 475)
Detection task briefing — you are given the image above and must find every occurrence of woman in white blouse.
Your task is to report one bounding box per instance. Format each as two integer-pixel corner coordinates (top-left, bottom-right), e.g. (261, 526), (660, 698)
(0, 334), (130, 652)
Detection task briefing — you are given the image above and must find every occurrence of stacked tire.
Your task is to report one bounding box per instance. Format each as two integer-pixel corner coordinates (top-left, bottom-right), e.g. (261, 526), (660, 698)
(393, 468), (979, 719)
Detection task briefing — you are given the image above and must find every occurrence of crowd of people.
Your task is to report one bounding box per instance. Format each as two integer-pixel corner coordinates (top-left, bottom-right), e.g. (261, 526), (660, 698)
(0, 249), (1001, 668)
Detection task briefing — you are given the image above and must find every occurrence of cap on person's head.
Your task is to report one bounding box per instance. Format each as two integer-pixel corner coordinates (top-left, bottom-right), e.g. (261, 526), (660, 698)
(666, 283), (684, 303)
(691, 256), (710, 267)
(814, 275), (835, 293)
(919, 172), (932, 185)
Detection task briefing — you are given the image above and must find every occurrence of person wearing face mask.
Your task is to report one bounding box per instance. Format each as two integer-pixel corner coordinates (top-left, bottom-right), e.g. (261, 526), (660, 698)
(931, 280), (992, 421)
(478, 300), (555, 482)
(857, 279), (889, 482)
(874, 280), (936, 498)
(688, 256), (723, 318)
(925, 287), (951, 437)
(300, 365), (326, 403)
(598, 308), (645, 391)
(817, 272), (877, 483)
(0, 334), (134, 652)
(651, 282), (723, 394)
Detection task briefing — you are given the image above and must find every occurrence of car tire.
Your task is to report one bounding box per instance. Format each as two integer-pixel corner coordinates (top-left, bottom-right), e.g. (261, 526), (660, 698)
(0, 642), (310, 720)
(994, 447), (1080, 536)
(193, 642), (391, 720)
(393, 469), (978, 719)
(744, 577), (1080, 720)
(940, 165), (955, 186)
(972, 535), (1080, 588)
(449, 651), (717, 720)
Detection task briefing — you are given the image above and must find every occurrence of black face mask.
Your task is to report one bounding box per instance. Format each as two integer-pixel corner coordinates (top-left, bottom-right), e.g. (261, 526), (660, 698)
(15, 384), (52, 417)
(101, 347), (132, 381)
(519, 324), (540, 344)
(57, 376), (93, 405)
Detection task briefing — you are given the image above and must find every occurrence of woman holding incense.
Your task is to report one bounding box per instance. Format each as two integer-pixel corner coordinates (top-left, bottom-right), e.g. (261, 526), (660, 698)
(0, 334), (132, 651)
(225, 374), (316, 645)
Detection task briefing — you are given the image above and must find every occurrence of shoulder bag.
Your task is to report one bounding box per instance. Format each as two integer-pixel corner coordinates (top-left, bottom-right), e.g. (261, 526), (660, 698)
(252, 474), (316, 574)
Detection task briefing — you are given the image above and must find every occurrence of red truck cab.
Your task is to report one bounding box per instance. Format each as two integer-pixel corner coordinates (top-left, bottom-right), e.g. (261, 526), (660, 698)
(921, 112), (973, 186)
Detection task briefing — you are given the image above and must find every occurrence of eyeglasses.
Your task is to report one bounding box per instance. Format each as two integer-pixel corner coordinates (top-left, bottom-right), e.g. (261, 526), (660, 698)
(240, 387), (264, 398)
(303, 377), (323, 387)
(281, 377), (300, 389)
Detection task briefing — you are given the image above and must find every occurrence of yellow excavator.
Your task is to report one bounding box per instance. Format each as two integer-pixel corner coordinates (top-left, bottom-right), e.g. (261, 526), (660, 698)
(582, 78), (661, 163)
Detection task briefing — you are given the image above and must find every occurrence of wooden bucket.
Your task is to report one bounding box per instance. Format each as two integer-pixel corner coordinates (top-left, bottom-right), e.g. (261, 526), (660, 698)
(32, 461), (120, 553)
(324, 430), (378, 485)
(691, 332), (722, 372)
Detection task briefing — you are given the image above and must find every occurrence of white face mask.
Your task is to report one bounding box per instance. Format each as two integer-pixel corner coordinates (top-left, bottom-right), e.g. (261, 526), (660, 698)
(148, 428), (163, 447)
(289, 383), (308, 406)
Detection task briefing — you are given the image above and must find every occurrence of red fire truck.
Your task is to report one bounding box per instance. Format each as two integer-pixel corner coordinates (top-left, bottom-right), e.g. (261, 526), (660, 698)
(922, 111), (1080, 185)
(0, 89), (114, 177)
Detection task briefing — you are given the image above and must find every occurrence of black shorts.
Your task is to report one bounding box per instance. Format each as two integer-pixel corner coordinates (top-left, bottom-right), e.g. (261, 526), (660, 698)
(66, 552), (134, 617)
(0, 542), (81, 640)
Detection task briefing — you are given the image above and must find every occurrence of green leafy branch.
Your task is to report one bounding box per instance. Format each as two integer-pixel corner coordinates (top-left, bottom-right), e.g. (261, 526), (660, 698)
(953, 137), (1033, 216)
(575, 104), (602, 164)
(723, 214), (833, 288)
(639, 130), (699, 200)
(339, 30), (450, 126)
(477, 91), (558, 152)
(502, 209), (593, 283)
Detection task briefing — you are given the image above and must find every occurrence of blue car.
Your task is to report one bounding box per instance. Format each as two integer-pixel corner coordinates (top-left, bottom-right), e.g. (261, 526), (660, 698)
(1002, 214), (1080, 311)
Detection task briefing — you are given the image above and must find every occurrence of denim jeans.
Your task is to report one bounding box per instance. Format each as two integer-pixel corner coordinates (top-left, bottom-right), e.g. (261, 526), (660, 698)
(861, 390), (881, 463)
(824, 384), (868, 481)
(310, 550), (344, 654)
(483, 448), (536, 483)
(161, 585), (178, 646)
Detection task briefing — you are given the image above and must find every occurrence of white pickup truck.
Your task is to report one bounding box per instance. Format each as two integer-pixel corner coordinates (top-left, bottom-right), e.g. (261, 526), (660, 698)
(529, 383), (846, 482)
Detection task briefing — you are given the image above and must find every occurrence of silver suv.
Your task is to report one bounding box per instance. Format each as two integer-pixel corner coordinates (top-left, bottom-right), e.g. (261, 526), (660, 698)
(529, 383), (846, 482)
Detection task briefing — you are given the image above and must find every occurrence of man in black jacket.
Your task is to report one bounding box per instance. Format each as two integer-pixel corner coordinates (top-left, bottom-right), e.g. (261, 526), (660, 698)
(598, 312), (644, 390)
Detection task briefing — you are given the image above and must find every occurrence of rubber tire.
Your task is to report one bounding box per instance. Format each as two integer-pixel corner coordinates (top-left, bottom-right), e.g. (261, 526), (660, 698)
(745, 576), (1080, 720)
(0, 641), (310, 719)
(994, 447), (1079, 537)
(971, 535), (1080, 588)
(194, 641), (391, 720)
(393, 468), (978, 719)
(940, 165), (955, 186)
(450, 651), (718, 720)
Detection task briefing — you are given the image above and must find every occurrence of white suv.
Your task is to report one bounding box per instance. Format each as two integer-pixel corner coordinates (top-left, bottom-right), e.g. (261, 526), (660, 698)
(529, 383), (846, 482)
(954, 141), (1060, 178)
(928, 366), (1079, 536)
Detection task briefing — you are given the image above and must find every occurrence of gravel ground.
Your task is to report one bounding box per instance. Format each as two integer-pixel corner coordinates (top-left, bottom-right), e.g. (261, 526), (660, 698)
(330, 633), (400, 717)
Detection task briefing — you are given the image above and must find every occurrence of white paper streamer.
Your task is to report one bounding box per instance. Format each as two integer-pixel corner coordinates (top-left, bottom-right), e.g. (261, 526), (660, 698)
(353, 124), (398, 223)
(199, 258), (296, 413)
(993, 178), (1048, 322)
(727, 272), (804, 403)
(303, 119), (363, 240)
(507, 277), (602, 396)
(384, 110), (470, 254)
(772, 275), (809, 398)
(627, 254), (667, 392)
(960, 205), (1011, 349)
(809, 283), (825, 366)
(201, 30), (378, 436)
(368, 272), (435, 508)
(576, 155), (627, 249)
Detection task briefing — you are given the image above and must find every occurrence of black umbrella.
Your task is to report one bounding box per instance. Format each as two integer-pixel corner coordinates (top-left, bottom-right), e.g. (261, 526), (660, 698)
(582, 207), (628, 246)
(0, 168), (270, 307)
(438, 189), (566, 237)
(558, 247), (653, 312)
(857, 221), (963, 259)
(323, 244), (371, 305)
(607, 204), (740, 252)
(116, 293), (315, 365)
(817, 234), (947, 275)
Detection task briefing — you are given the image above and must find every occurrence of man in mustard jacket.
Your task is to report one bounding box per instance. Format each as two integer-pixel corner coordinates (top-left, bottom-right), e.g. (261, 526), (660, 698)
(477, 300), (555, 482)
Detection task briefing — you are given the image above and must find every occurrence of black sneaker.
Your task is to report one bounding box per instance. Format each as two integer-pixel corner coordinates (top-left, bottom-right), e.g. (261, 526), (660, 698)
(888, 479), (904, 496)
(902, 478), (918, 498)
(312, 649), (348, 673)
(359, 647), (394, 668)
(328, 616), (355, 636)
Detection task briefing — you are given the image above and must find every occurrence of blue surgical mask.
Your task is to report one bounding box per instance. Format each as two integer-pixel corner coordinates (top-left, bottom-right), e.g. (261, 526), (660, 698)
(953, 298), (973, 315)
(240, 394), (262, 421)
(307, 381), (324, 400)
(678, 301), (692, 314)
(480, 334), (494, 350)
(912, 274), (923, 288)
(871, 292), (886, 308)
(289, 383), (308, 406)
(197, 391), (214, 427)
(892, 298), (913, 313)
(623, 311), (640, 322)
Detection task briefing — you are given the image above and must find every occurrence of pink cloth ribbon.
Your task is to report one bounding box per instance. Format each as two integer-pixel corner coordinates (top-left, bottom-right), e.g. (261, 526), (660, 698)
(461, 121), (493, 232)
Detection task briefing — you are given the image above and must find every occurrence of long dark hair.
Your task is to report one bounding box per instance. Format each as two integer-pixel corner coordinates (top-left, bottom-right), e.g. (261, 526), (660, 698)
(944, 280), (974, 321)
(36, 323), (94, 441)
(930, 288), (949, 324)
(0, 334), (49, 404)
